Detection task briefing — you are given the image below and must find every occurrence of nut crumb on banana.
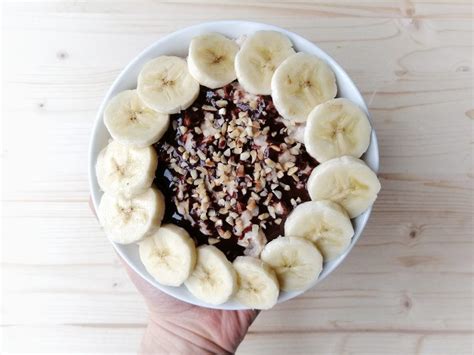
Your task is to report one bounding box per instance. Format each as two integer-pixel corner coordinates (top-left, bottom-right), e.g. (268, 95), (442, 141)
(154, 82), (317, 260)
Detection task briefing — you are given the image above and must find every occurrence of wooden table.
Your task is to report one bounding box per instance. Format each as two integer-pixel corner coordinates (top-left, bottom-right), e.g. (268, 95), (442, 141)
(2, 1), (473, 354)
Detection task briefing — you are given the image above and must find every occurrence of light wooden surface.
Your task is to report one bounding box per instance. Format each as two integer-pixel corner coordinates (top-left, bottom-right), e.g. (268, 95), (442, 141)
(1, 1), (473, 354)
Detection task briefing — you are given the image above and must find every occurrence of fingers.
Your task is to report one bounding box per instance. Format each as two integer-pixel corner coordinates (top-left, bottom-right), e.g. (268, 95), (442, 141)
(117, 251), (194, 315)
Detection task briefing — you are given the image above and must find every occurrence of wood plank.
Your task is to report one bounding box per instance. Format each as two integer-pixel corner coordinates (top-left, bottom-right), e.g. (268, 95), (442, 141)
(3, 264), (472, 329)
(1, 0), (473, 354)
(1, 325), (144, 354)
(2, 326), (472, 355)
(238, 332), (474, 355)
(1, 326), (471, 355)
(2, 210), (471, 329)
(3, 1), (474, 20)
(2, 119), (472, 201)
(2, 292), (148, 326)
(2, 19), (471, 197)
(2, 264), (137, 294)
(2, 175), (472, 265)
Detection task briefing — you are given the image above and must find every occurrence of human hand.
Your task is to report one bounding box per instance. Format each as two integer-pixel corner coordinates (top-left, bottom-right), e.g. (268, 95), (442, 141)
(124, 262), (258, 354)
(89, 198), (258, 354)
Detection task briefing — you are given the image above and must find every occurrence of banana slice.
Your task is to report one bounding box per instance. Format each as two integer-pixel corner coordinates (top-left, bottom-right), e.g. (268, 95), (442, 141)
(235, 31), (295, 95)
(96, 140), (158, 197)
(260, 236), (323, 291)
(137, 56), (200, 114)
(307, 156), (381, 218)
(104, 90), (170, 148)
(139, 224), (196, 287)
(305, 98), (372, 162)
(188, 33), (239, 89)
(284, 200), (354, 261)
(98, 188), (165, 244)
(184, 245), (237, 305)
(233, 256), (279, 310)
(271, 52), (337, 122)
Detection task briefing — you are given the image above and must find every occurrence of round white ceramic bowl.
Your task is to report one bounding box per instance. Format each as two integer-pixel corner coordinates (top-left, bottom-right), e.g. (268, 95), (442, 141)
(89, 21), (379, 310)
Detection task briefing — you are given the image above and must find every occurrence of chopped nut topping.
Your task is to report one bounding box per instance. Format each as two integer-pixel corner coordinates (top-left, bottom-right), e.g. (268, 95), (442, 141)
(265, 158), (275, 167)
(225, 215), (234, 225)
(250, 150), (257, 163)
(291, 174), (300, 182)
(202, 105), (217, 111)
(196, 150), (206, 160)
(268, 206), (276, 219)
(273, 190), (282, 200)
(250, 192), (260, 201)
(154, 82), (317, 260)
(289, 143), (301, 155)
(240, 151), (250, 161)
(244, 197), (255, 210)
(229, 211), (239, 219)
(216, 99), (228, 107)
(287, 166), (298, 176)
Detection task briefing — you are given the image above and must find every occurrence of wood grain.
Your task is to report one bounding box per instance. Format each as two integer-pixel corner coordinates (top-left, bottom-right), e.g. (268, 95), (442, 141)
(1, 0), (473, 354)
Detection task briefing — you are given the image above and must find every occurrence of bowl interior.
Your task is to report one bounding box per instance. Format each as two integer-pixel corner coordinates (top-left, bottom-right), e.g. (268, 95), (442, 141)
(89, 21), (379, 310)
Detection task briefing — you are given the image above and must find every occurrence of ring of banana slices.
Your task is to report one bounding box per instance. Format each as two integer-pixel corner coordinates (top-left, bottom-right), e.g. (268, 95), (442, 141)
(96, 31), (381, 309)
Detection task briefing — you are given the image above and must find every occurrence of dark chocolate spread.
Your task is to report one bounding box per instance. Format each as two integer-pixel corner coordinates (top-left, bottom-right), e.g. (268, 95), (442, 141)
(154, 82), (317, 260)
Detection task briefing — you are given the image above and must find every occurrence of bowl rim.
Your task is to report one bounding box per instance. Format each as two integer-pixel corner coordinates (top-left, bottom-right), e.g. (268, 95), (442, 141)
(88, 20), (379, 310)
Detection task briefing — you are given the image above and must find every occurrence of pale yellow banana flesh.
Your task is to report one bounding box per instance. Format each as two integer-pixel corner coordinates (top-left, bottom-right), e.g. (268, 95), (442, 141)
(271, 52), (337, 122)
(185, 245), (237, 305)
(307, 156), (381, 218)
(305, 98), (372, 162)
(103, 90), (170, 148)
(139, 224), (196, 287)
(235, 31), (295, 95)
(137, 56), (200, 114)
(188, 33), (239, 89)
(261, 236), (323, 291)
(98, 188), (165, 245)
(96, 140), (158, 198)
(94, 31), (383, 309)
(233, 256), (279, 310)
(284, 200), (354, 261)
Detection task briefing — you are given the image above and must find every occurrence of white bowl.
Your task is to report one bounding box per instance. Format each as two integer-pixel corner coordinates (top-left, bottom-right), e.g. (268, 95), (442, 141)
(89, 21), (379, 310)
